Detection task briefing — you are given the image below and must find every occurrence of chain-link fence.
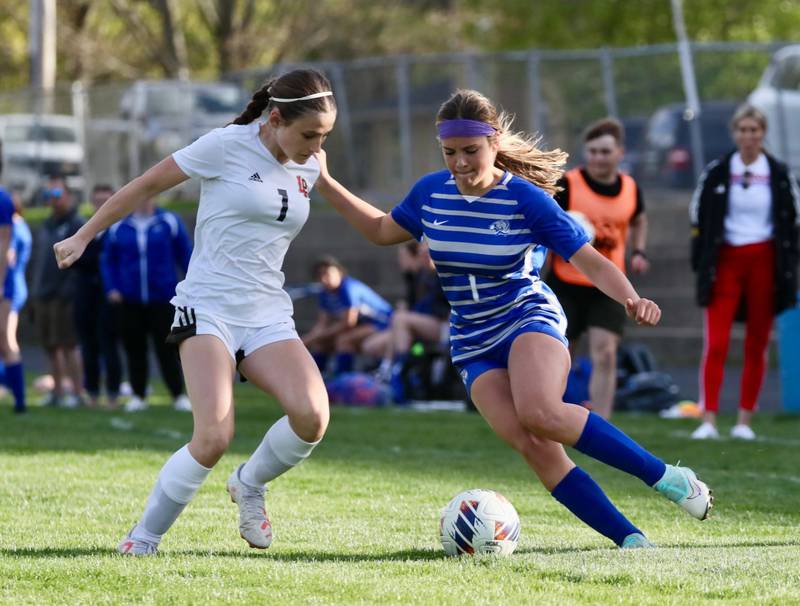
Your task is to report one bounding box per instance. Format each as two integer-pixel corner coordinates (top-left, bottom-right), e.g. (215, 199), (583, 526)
(0, 40), (793, 205)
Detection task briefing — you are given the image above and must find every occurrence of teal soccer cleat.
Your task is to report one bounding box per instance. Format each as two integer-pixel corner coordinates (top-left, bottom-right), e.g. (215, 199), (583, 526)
(654, 465), (714, 520)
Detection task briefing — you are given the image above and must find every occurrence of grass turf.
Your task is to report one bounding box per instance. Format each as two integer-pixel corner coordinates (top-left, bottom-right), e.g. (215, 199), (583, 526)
(1, 385), (798, 605)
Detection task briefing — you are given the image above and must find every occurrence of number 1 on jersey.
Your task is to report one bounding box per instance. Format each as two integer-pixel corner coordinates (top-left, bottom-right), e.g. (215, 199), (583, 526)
(277, 188), (289, 222)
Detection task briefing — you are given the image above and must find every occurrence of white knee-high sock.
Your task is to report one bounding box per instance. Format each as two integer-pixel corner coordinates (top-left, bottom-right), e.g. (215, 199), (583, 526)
(240, 416), (320, 487)
(133, 445), (212, 543)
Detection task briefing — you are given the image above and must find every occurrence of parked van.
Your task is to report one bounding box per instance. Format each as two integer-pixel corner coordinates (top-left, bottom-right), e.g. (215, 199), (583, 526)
(119, 80), (246, 177)
(748, 44), (800, 173)
(0, 114), (84, 203)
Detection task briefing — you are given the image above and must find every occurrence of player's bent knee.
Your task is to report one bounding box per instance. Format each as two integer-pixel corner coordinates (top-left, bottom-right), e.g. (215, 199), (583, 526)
(516, 405), (563, 439)
(192, 426), (233, 462)
(290, 403), (329, 442)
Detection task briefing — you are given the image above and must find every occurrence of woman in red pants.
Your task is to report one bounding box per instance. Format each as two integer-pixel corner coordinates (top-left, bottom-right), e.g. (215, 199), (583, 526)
(690, 104), (799, 440)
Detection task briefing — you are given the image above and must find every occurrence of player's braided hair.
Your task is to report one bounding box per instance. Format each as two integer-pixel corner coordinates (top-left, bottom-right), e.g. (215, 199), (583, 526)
(232, 69), (335, 126)
(436, 89), (567, 196)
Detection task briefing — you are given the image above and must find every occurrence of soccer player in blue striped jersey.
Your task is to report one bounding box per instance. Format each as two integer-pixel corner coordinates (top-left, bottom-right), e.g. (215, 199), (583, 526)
(314, 89), (714, 549)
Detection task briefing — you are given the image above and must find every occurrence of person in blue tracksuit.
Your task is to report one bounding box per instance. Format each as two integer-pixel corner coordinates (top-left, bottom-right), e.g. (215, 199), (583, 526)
(313, 88), (715, 550)
(0, 188), (30, 413)
(102, 197), (193, 412)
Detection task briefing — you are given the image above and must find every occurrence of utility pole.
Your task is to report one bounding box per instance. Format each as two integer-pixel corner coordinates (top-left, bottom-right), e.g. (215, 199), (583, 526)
(670, 0), (705, 180)
(28, 0), (57, 114)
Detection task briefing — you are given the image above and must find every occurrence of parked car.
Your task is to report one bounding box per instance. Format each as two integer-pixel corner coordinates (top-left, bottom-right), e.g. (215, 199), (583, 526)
(638, 101), (737, 189)
(0, 114), (84, 203)
(618, 116), (647, 178)
(119, 80), (247, 177)
(748, 44), (800, 174)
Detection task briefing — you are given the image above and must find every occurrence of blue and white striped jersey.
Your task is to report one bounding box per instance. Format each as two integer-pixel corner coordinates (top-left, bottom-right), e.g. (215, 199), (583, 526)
(391, 170), (589, 364)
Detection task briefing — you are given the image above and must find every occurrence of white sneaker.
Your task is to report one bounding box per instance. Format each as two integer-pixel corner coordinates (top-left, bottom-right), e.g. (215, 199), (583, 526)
(227, 464), (272, 549)
(173, 395), (192, 412)
(691, 422), (719, 440)
(654, 465), (714, 520)
(124, 396), (149, 412)
(117, 525), (158, 556)
(61, 393), (81, 409)
(730, 424), (756, 440)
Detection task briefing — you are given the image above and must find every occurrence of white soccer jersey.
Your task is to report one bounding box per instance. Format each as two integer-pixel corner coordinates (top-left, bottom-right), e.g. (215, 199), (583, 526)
(171, 121), (319, 327)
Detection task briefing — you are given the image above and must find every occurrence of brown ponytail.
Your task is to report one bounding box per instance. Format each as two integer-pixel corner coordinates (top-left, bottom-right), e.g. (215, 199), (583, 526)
(232, 69), (335, 126)
(232, 79), (275, 125)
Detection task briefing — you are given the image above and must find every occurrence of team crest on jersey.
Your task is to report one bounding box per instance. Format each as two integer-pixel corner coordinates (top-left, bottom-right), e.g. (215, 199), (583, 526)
(297, 176), (310, 198)
(489, 219), (511, 235)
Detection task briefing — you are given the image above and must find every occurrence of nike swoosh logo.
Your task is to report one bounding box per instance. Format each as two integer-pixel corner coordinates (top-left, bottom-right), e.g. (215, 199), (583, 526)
(686, 481), (702, 500)
(432, 219), (448, 226)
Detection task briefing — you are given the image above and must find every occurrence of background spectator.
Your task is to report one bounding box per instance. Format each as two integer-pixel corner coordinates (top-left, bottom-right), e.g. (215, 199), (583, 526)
(101, 196), (192, 412)
(369, 243), (450, 402)
(0, 186), (27, 413)
(30, 176), (85, 407)
(302, 255), (393, 376)
(546, 118), (649, 419)
(689, 103), (799, 440)
(73, 184), (124, 408)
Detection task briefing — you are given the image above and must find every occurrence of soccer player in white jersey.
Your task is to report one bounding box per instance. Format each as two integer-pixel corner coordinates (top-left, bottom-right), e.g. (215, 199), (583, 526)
(53, 69), (337, 555)
(313, 89), (714, 549)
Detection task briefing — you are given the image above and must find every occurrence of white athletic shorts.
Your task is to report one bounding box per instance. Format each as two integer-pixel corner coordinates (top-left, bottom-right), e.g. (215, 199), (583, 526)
(167, 304), (299, 366)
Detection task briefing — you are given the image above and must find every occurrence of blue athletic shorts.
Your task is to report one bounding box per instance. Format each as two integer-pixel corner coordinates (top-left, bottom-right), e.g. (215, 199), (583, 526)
(454, 320), (568, 397)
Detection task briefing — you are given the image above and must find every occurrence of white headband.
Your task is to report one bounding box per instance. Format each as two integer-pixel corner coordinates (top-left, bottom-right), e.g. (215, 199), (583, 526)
(269, 91), (334, 103)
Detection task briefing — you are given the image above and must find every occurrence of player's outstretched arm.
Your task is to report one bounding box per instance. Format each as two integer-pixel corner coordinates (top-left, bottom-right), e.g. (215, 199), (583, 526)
(313, 149), (412, 246)
(570, 243), (661, 326)
(54, 157), (189, 269)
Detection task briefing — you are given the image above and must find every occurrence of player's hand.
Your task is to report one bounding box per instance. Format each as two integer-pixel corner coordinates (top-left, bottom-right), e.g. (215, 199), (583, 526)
(107, 290), (123, 304)
(630, 253), (650, 274)
(53, 234), (88, 269)
(625, 297), (661, 326)
(313, 148), (330, 183)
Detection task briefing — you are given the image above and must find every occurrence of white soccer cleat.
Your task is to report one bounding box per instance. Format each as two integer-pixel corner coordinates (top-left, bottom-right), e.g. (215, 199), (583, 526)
(173, 395), (192, 412)
(691, 421), (719, 440)
(226, 464), (273, 549)
(117, 526), (158, 556)
(124, 396), (149, 413)
(654, 465), (714, 520)
(730, 424), (756, 440)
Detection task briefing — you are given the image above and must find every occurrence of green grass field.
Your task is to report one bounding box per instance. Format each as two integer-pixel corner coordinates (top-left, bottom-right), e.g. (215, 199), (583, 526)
(1, 385), (799, 605)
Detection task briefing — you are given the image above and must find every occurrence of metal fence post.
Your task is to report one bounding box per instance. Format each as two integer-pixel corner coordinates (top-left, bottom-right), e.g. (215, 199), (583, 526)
(71, 80), (90, 198)
(328, 63), (357, 186)
(526, 51), (545, 136)
(601, 47), (619, 118)
(396, 55), (412, 187)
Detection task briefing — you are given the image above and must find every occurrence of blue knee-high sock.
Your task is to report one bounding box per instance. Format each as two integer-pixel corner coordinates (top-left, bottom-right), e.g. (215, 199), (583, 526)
(5, 362), (26, 412)
(573, 411), (666, 486)
(334, 352), (354, 375)
(551, 466), (641, 546)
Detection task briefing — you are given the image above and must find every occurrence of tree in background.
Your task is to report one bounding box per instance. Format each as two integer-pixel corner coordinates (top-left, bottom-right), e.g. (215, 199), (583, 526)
(2, 0), (800, 91)
(0, 0), (459, 89)
(459, 0), (800, 50)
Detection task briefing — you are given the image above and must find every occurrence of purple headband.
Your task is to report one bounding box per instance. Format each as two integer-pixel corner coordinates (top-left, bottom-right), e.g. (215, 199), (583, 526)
(437, 118), (496, 139)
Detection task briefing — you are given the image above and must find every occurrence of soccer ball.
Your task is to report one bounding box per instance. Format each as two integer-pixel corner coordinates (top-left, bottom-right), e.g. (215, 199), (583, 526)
(439, 489), (521, 556)
(567, 210), (596, 244)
